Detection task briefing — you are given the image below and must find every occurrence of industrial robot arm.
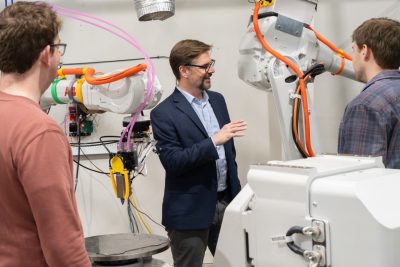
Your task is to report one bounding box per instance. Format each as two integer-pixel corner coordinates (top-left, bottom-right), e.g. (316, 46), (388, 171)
(40, 64), (163, 204)
(40, 64), (162, 114)
(238, 0), (355, 159)
(216, 2), (400, 267)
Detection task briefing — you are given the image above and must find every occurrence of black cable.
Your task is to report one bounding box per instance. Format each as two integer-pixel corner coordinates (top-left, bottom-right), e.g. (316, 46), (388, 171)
(128, 199), (165, 230)
(99, 136), (117, 154)
(70, 141), (116, 146)
(79, 148), (110, 175)
(99, 135), (120, 153)
(70, 140), (117, 145)
(291, 96), (308, 158)
(290, 64), (326, 158)
(73, 159), (109, 175)
(70, 141), (117, 148)
(62, 56), (169, 66)
(286, 226), (305, 256)
(74, 133), (81, 192)
(286, 225), (303, 236)
(127, 202), (139, 233)
(303, 63), (326, 79)
(249, 11), (278, 26)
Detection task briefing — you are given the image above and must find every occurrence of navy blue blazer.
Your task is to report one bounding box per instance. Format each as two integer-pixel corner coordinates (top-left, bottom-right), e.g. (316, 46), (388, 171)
(150, 88), (241, 230)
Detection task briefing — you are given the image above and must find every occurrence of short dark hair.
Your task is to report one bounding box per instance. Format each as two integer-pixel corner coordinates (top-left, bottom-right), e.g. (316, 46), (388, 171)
(0, 1), (62, 74)
(169, 39), (212, 80)
(352, 17), (400, 69)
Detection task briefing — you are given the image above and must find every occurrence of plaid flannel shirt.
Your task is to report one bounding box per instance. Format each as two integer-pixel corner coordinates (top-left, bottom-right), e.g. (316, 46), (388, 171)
(338, 70), (400, 168)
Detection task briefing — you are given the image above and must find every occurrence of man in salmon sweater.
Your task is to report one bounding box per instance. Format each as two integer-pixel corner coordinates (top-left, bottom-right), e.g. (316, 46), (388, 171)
(0, 2), (91, 266)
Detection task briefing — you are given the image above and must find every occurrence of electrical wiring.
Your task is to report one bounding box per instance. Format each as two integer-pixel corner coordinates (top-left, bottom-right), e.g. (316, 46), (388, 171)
(127, 202), (140, 233)
(291, 75), (311, 158)
(63, 56), (169, 66)
(128, 198), (165, 230)
(129, 193), (152, 234)
(99, 135), (120, 155)
(291, 96), (308, 157)
(73, 159), (109, 174)
(291, 63), (326, 157)
(70, 140), (117, 147)
(253, 1), (351, 157)
(71, 136), (121, 175)
(79, 148), (110, 175)
(252, 2), (315, 157)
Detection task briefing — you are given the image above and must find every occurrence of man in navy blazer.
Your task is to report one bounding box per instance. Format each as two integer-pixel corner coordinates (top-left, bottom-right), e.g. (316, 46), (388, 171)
(150, 39), (246, 267)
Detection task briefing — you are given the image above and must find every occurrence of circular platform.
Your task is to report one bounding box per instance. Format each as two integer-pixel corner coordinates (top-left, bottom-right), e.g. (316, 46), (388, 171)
(85, 233), (169, 265)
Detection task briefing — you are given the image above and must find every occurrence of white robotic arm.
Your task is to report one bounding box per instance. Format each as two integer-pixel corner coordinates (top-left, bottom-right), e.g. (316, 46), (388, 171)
(238, 14), (355, 92)
(40, 65), (162, 204)
(40, 65), (162, 114)
(215, 2), (400, 267)
(238, 0), (355, 160)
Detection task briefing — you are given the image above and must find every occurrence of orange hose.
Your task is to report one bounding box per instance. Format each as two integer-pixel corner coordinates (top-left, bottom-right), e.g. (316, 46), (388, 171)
(253, 2), (315, 157)
(306, 25), (352, 61)
(292, 74), (312, 157)
(298, 78), (315, 156)
(292, 89), (309, 157)
(335, 56), (345, 75)
(252, 4), (303, 78)
(56, 64), (147, 86)
(85, 64), (147, 85)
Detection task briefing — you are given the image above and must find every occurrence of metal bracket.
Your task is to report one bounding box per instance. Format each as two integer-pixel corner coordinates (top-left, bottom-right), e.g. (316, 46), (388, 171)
(276, 14), (303, 37)
(313, 245), (326, 266)
(311, 219), (329, 266)
(312, 220), (326, 243)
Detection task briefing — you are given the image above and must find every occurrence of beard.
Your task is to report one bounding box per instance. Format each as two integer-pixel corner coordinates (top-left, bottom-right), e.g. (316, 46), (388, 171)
(199, 73), (212, 91)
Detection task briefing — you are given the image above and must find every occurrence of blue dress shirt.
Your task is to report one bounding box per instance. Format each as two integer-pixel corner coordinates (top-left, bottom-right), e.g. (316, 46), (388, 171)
(177, 87), (227, 191)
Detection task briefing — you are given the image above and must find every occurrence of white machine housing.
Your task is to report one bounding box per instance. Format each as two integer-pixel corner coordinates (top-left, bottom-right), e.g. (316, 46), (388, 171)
(215, 155), (400, 267)
(217, 2), (400, 267)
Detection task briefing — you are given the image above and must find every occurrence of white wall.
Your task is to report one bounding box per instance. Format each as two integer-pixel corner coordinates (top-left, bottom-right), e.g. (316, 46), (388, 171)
(5, 0), (399, 264)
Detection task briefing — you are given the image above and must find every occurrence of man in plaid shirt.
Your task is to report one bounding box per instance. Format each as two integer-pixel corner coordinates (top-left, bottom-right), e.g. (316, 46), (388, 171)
(338, 18), (400, 168)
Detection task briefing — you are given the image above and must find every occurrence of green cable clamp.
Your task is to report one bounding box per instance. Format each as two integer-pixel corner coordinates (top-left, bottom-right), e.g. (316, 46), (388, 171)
(51, 78), (66, 104)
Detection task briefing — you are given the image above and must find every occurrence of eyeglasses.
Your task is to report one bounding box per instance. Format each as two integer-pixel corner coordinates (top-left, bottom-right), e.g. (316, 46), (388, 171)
(185, 59), (215, 73)
(50, 43), (67, 56)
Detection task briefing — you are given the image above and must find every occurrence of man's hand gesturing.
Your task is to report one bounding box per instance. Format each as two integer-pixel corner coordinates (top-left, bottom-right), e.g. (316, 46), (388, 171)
(212, 120), (247, 146)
